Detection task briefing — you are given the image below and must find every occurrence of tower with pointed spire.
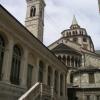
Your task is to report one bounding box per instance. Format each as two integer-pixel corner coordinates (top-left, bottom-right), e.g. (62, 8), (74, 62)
(25, 0), (45, 42)
(61, 16), (95, 52)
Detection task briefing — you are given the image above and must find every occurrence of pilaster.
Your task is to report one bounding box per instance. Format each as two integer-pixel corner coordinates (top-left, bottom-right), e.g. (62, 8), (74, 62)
(20, 48), (28, 88)
(2, 40), (14, 83)
(44, 64), (48, 85)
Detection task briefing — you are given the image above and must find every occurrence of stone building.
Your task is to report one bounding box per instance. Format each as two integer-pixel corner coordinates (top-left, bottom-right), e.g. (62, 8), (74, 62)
(49, 15), (100, 100)
(0, 0), (100, 100)
(0, 0), (67, 100)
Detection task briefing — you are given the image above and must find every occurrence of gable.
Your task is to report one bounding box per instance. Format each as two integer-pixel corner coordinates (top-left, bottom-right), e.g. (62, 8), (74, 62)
(52, 43), (81, 55)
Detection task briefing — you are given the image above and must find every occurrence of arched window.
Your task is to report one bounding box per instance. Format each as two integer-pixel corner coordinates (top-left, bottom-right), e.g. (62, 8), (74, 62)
(10, 45), (21, 85)
(54, 71), (58, 94)
(47, 66), (52, 86)
(0, 36), (5, 80)
(73, 38), (78, 43)
(38, 61), (44, 83)
(30, 6), (36, 17)
(60, 74), (63, 96)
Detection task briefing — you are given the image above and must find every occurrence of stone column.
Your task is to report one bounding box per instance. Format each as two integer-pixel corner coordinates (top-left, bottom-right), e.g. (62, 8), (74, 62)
(70, 56), (72, 67)
(2, 40), (14, 83)
(44, 64), (48, 85)
(51, 68), (55, 87)
(20, 48), (28, 88)
(32, 57), (39, 85)
(58, 72), (61, 97)
(66, 55), (67, 66)
(74, 58), (75, 68)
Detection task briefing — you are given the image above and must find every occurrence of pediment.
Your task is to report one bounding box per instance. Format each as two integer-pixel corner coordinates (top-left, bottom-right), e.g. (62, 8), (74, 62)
(52, 43), (81, 55)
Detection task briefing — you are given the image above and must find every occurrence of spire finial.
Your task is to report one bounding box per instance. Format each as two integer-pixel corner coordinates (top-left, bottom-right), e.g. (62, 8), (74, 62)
(72, 15), (78, 25)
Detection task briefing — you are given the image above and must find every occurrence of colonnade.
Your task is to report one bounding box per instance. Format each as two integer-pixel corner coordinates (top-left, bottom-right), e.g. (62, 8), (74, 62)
(57, 55), (81, 68)
(0, 34), (66, 97)
(38, 61), (66, 97)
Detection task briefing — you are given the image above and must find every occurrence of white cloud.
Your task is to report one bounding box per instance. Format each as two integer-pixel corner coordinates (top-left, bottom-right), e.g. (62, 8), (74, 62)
(0, 0), (100, 49)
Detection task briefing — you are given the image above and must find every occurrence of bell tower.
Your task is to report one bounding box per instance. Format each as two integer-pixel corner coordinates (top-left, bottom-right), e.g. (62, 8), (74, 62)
(25, 0), (45, 42)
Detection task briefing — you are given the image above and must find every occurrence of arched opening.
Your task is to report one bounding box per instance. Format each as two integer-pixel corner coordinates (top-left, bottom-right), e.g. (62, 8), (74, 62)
(54, 71), (58, 94)
(75, 58), (78, 68)
(47, 66), (52, 86)
(62, 55), (66, 64)
(58, 55), (61, 61)
(67, 56), (70, 66)
(78, 59), (81, 67)
(30, 6), (36, 17)
(0, 35), (5, 80)
(38, 61), (44, 83)
(71, 57), (74, 67)
(10, 45), (22, 85)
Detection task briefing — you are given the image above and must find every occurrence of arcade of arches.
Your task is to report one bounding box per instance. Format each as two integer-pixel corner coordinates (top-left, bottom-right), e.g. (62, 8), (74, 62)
(57, 55), (81, 68)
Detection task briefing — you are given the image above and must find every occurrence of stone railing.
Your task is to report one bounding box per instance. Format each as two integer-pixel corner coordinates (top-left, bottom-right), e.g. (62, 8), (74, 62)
(19, 82), (56, 100)
(19, 82), (40, 100)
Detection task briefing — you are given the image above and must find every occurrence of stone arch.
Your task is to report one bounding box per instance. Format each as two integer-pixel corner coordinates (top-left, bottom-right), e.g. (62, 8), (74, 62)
(0, 31), (9, 46)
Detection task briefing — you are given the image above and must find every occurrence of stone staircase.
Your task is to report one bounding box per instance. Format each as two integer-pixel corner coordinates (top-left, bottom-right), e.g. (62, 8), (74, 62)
(19, 82), (56, 100)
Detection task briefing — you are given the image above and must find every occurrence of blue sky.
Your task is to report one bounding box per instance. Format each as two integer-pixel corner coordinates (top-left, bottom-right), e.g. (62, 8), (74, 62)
(0, 0), (100, 50)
